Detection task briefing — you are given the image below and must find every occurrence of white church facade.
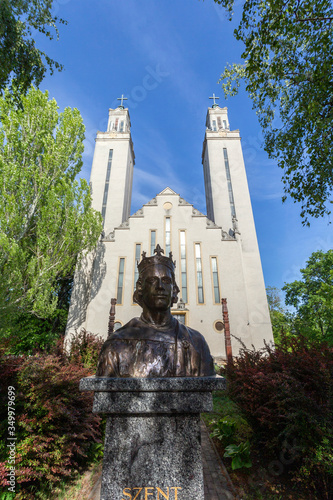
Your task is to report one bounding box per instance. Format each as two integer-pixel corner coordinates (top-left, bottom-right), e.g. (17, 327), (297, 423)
(65, 100), (273, 360)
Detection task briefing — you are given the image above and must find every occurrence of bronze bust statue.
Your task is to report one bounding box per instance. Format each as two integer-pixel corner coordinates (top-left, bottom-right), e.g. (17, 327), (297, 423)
(96, 245), (215, 377)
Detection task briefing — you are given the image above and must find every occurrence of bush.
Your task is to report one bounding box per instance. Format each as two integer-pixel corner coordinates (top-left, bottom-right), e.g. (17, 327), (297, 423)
(67, 328), (104, 370)
(206, 391), (253, 471)
(225, 334), (333, 497)
(0, 332), (103, 499)
(0, 312), (67, 356)
(298, 435), (333, 500)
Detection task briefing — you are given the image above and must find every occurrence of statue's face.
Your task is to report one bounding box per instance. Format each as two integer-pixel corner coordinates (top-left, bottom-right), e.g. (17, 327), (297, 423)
(141, 264), (174, 311)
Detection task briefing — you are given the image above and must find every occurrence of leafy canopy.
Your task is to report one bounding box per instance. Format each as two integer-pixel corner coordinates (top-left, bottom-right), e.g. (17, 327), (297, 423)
(215, 0), (333, 224)
(283, 249), (333, 342)
(0, 87), (102, 328)
(0, 0), (66, 95)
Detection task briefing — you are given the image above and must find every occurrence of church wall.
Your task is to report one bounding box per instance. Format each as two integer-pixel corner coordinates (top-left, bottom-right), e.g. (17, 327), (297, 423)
(65, 250), (96, 342)
(220, 136), (272, 350)
(80, 191), (271, 358)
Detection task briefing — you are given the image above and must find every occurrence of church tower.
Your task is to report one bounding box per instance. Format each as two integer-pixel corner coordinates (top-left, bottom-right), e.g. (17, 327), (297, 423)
(202, 97), (272, 351)
(90, 98), (135, 231)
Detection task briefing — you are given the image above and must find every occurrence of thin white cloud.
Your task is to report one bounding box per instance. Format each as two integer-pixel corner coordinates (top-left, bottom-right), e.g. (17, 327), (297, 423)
(102, 0), (209, 111)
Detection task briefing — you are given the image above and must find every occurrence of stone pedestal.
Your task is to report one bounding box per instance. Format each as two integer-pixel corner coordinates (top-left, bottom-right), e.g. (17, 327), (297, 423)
(80, 376), (226, 500)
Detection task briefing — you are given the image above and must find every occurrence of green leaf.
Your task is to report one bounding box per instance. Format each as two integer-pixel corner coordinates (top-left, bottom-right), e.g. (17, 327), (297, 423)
(0, 0), (67, 97)
(214, 0), (333, 224)
(224, 441), (252, 470)
(0, 87), (103, 338)
(282, 250), (333, 343)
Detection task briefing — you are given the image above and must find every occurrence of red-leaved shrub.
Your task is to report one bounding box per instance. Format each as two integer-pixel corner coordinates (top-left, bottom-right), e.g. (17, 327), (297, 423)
(67, 328), (104, 369)
(225, 334), (333, 498)
(0, 332), (103, 499)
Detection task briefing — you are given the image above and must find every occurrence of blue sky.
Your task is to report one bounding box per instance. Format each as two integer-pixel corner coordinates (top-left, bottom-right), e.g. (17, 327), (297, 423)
(36, 0), (331, 295)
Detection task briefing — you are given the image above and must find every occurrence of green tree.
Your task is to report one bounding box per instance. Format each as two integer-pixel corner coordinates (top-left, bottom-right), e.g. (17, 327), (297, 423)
(0, 0), (66, 95)
(0, 87), (102, 343)
(214, 0), (333, 224)
(266, 286), (293, 344)
(283, 250), (333, 342)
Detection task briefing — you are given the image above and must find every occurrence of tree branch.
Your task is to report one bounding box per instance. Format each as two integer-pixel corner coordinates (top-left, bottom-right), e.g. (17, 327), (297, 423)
(295, 16), (333, 23)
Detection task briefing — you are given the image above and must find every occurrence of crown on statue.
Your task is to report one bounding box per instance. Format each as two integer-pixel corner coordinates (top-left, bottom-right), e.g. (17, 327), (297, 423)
(138, 244), (176, 274)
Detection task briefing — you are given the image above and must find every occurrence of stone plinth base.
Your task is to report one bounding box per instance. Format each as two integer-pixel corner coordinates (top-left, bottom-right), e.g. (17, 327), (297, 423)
(80, 376), (226, 500)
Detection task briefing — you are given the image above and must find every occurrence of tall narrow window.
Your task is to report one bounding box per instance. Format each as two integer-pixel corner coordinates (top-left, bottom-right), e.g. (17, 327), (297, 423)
(223, 148), (236, 218)
(119, 121), (124, 132)
(180, 231), (187, 303)
(165, 218), (171, 255)
(150, 230), (156, 255)
(212, 120), (217, 131)
(217, 116), (222, 129)
(211, 257), (221, 304)
(115, 118), (119, 130)
(223, 119), (227, 129)
(133, 243), (141, 292)
(101, 149), (113, 224)
(195, 243), (204, 304)
(117, 258), (125, 304)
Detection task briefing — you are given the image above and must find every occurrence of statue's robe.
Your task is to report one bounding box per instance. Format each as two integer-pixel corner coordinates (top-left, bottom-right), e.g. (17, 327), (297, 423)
(96, 316), (215, 377)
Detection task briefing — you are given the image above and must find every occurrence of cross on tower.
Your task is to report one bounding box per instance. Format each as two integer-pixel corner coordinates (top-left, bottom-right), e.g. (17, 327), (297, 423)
(117, 94), (128, 108)
(209, 93), (220, 107)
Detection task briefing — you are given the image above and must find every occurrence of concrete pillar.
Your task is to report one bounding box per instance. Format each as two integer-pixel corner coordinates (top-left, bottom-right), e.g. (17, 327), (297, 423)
(80, 376), (226, 500)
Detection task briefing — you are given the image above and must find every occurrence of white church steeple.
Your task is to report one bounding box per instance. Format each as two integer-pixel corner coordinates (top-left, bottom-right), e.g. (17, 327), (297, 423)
(202, 99), (272, 350)
(89, 100), (135, 232)
(202, 105), (236, 231)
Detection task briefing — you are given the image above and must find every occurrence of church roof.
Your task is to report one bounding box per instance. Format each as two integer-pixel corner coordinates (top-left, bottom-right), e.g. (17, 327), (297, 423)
(157, 187), (178, 196)
(105, 187), (223, 238)
(126, 187), (221, 230)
